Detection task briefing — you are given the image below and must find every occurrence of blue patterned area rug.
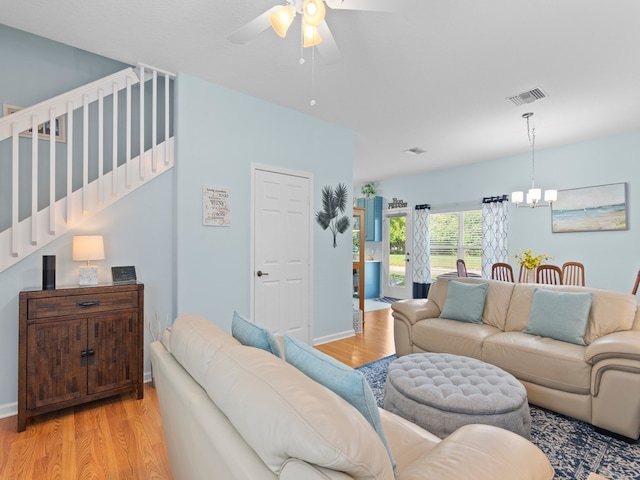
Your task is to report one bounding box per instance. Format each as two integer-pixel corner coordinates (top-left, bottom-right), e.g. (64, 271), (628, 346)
(356, 355), (640, 480)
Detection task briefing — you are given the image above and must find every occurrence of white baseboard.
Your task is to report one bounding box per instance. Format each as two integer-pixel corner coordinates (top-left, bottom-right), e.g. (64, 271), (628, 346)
(0, 401), (17, 420)
(313, 329), (355, 346)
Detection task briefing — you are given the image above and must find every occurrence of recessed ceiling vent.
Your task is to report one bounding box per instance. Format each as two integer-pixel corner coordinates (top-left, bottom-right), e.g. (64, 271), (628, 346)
(506, 88), (547, 106)
(403, 147), (426, 155)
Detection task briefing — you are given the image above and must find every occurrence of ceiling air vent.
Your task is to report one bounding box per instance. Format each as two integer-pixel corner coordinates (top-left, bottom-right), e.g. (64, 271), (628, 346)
(403, 147), (426, 155)
(506, 88), (547, 106)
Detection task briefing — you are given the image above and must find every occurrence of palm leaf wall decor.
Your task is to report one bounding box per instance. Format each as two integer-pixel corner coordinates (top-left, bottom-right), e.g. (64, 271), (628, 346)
(316, 183), (351, 248)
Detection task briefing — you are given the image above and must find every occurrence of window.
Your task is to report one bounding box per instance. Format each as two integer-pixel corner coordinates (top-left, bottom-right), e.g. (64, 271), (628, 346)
(429, 209), (482, 281)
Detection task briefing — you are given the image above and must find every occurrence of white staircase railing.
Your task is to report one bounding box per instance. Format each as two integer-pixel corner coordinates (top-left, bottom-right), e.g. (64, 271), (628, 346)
(0, 64), (175, 273)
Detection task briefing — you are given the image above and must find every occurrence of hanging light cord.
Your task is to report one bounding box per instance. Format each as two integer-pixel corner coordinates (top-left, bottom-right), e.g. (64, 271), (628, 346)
(310, 42), (316, 106)
(526, 114), (536, 189)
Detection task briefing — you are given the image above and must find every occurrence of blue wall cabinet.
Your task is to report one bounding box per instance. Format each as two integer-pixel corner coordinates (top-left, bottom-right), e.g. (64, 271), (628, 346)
(356, 196), (383, 241)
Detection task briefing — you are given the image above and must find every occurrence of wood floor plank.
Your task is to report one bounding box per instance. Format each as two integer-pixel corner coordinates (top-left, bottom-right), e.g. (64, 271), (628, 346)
(316, 307), (395, 367)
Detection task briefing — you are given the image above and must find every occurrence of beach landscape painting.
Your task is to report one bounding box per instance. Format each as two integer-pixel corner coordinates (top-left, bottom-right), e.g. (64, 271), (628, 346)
(551, 183), (627, 233)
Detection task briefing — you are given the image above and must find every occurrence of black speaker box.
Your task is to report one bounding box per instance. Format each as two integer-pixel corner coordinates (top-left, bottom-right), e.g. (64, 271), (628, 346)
(42, 255), (56, 290)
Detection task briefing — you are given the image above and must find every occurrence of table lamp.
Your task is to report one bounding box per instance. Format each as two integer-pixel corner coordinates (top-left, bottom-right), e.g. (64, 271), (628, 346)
(73, 235), (105, 286)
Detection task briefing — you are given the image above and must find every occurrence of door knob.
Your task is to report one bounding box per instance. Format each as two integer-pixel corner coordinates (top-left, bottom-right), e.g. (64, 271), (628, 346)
(257, 270), (269, 277)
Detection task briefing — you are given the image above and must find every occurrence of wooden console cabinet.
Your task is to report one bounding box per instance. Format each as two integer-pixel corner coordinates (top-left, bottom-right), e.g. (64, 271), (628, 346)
(18, 283), (144, 432)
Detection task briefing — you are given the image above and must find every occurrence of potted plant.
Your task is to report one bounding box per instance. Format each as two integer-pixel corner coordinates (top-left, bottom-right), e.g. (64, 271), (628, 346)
(361, 183), (375, 198)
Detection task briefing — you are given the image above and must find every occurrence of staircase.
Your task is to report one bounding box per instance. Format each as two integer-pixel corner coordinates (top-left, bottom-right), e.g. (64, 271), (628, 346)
(0, 64), (175, 273)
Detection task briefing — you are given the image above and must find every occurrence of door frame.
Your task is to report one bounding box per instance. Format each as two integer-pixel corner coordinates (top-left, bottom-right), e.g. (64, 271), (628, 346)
(250, 163), (314, 342)
(382, 207), (413, 299)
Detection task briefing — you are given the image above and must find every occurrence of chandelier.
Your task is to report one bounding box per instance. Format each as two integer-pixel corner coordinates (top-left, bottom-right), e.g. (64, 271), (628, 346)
(511, 112), (557, 208)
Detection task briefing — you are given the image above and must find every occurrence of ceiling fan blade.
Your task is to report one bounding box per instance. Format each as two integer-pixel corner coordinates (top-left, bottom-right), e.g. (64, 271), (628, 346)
(228, 6), (282, 44)
(325, 0), (415, 13)
(316, 21), (342, 65)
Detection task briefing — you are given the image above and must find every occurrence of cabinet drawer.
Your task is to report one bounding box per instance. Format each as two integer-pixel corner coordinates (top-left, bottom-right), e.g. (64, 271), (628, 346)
(27, 291), (139, 319)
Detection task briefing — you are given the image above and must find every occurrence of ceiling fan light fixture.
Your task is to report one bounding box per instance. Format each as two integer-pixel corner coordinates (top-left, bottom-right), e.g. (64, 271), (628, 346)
(303, 0), (326, 26)
(270, 5), (296, 38)
(303, 23), (323, 47)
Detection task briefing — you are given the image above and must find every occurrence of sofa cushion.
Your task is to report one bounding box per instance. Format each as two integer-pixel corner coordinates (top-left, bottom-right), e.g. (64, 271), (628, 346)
(170, 314), (240, 385)
(231, 310), (284, 358)
(439, 281), (488, 324)
(427, 278), (514, 330)
(524, 289), (593, 346)
(482, 332), (591, 394)
(204, 345), (395, 480)
(283, 335), (396, 473)
(412, 319), (501, 359)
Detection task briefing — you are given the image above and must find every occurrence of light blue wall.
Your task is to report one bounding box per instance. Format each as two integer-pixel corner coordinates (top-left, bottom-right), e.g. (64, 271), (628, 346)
(0, 174), (175, 410)
(375, 130), (640, 292)
(175, 74), (354, 341)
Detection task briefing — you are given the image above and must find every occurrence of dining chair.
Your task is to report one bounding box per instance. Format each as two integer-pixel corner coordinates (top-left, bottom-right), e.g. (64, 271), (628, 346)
(456, 259), (468, 277)
(632, 269), (640, 295)
(562, 262), (585, 286)
(536, 265), (563, 285)
(491, 263), (514, 282)
(518, 265), (535, 283)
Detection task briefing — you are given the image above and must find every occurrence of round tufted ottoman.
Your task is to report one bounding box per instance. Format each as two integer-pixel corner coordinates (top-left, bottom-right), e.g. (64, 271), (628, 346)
(383, 352), (531, 439)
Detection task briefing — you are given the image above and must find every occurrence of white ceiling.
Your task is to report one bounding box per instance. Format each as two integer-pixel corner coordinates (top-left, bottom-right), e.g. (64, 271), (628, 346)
(1, 0), (639, 185)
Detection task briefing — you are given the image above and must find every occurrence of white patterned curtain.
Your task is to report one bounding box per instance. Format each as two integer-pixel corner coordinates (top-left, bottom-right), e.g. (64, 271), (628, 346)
(413, 204), (431, 297)
(481, 195), (509, 279)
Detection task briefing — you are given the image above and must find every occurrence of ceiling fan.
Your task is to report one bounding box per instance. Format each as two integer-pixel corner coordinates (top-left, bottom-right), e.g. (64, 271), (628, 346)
(228, 0), (414, 65)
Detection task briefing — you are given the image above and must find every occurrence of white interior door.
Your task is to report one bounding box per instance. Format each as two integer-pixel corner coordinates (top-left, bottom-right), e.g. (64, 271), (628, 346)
(252, 166), (311, 343)
(382, 208), (412, 299)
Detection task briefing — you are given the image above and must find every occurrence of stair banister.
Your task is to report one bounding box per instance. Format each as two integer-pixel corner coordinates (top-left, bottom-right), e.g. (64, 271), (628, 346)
(0, 64), (175, 273)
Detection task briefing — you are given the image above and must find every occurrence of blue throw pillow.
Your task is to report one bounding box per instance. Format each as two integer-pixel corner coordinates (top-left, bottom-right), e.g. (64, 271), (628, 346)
(283, 335), (396, 474)
(439, 280), (488, 324)
(231, 311), (284, 359)
(524, 289), (593, 346)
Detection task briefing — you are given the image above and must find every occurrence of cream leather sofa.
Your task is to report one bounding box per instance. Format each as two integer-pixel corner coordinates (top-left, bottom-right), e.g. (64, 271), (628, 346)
(150, 313), (554, 480)
(392, 277), (640, 440)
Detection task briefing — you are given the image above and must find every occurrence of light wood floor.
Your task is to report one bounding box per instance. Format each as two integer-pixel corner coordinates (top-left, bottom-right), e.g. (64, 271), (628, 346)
(0, 307), (394, 479)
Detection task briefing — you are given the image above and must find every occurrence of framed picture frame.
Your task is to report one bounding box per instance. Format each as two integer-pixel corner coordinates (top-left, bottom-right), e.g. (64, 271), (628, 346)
(111, 266), (137, 285)
(551, 183), (627, 233)
(2, 104), (67, 143)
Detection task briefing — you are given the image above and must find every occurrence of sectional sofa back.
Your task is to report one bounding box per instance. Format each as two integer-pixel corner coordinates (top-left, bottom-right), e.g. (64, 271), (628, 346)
(427, 277), (515, 331)
(167, 314), (394, 480)
(427, 278), (639, 344)
(503, 283), (639, 344)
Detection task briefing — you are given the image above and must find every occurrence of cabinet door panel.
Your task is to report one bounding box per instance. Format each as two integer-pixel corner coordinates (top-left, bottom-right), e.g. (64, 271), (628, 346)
(88, 312), (138, 394)
(26, 319), (87, 408)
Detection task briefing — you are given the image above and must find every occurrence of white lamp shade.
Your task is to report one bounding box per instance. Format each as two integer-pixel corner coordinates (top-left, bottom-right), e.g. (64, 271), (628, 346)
(73, 235), (105, 262)
(527, 188), (541, 202)
(511, 191), (523, 203)
(544, 189), (558, 202)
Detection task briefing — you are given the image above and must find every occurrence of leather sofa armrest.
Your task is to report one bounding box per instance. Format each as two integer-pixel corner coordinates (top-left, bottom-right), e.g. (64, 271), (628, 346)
(585, 331), (640, 364)
(391, 299), (440, 326)
(395, 424), (554, 480)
